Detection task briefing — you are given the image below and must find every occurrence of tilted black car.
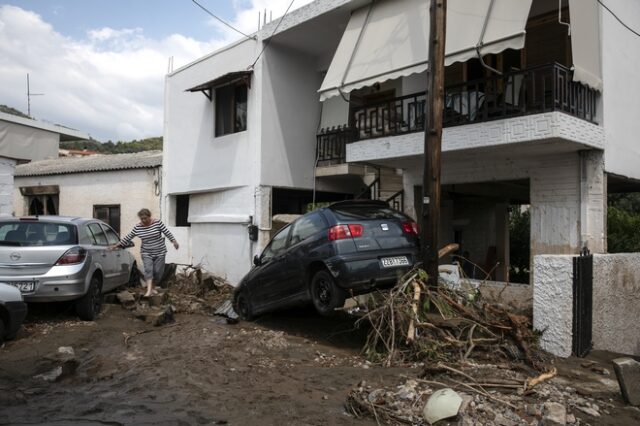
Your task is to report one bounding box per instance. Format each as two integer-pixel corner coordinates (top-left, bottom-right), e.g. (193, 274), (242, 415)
(233, 200), (419, 320)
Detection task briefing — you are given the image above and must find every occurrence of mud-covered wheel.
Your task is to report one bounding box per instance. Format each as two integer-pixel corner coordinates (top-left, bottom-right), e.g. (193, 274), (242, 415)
(128, 262), (141, 287)
(310, 270), (345, 316)
(234, 290), (254, 321)
(76, 275), (103, 321)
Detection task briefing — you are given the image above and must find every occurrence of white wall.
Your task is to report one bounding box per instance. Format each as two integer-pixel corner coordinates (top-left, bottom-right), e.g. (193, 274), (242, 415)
(163, 38), (259, 195)
(600, 0), (640, 180)
(0, 157), (16, 216)
(532, 255), (574, 357)
(0, 121), (59, 162)
(260, 44), (322, 189)
(534, 253), (640, 357)
(13, 168), (162, 263)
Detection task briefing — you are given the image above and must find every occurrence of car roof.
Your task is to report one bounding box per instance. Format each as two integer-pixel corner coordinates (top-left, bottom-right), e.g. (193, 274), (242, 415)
(327, 200), (389, 210)
(0, 215), (95, 225)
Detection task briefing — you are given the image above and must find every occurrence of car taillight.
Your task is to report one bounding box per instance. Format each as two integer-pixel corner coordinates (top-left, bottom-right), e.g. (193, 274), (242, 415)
(56, 247), (87, 265)
(328, 224), (364, 241)
(402, 221), (419, 235)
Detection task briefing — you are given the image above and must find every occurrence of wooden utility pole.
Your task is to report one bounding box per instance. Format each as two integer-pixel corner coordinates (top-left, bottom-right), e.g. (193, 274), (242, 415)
(421, 0), (446, 286)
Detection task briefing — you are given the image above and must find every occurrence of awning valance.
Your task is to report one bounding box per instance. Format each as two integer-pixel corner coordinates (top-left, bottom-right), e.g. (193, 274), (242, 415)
(569, 0), (602, 90)
(319, 0), (533, 101)
(186, 71), (252, 100)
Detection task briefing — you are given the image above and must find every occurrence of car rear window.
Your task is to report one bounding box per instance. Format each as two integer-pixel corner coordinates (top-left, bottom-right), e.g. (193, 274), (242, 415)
(0, 221), (78, 246)
(330, 205), (408, 221)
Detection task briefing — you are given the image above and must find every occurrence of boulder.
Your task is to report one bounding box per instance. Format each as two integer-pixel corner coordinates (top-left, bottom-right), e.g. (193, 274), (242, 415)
(612, 357), (640, 406)
(422, 388), (462, 425)
(542, 402), (566, 425)
(116, 290), (136, 309)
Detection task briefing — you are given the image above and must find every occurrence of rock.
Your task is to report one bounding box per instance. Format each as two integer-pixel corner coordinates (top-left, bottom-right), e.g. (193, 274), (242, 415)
(458, 393), (473, 414)
(146, 306), (175, 326)
(116, 290), (136, 309)
(612, 357), (640, 406)
(566, 413), (576, 424)
(493, 413), (517, 426)
(542, 402), (566, 425)
(423, 388), (462, 425)
(576, 405), (600, 417)
(147, 291), (167, 307)
(525, 403), (540, 417)
(34, 366), (63, 382)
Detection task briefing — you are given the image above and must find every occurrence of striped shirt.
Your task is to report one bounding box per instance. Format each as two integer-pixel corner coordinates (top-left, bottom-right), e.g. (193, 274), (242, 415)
(120, 220), (176, 257)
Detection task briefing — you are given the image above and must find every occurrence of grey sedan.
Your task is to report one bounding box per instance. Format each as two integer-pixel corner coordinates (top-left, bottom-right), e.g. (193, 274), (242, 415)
(0, 216), (138, 320)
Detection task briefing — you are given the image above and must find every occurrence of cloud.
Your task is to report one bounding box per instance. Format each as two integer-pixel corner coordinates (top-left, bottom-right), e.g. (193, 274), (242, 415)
(0, 5), (221, 141)
(0, 1), (315, 142)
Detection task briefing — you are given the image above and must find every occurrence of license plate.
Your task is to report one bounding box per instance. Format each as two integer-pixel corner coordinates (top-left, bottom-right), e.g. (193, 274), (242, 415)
(381, 256), (410, 268)
(6, 281), (36, 292)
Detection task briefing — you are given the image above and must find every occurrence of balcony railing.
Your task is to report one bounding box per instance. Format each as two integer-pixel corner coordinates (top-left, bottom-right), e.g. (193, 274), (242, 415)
(315, 125), (356, 165)
(341, 63), (598, 142)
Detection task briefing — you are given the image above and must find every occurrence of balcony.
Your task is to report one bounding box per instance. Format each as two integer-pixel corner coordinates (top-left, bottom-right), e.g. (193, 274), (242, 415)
(316, 63), (599, 163)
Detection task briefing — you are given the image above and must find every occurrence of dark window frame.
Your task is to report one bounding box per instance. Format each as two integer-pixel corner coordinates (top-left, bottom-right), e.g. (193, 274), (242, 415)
(215, 82), (248, 137)
(93, 204), (121, 234)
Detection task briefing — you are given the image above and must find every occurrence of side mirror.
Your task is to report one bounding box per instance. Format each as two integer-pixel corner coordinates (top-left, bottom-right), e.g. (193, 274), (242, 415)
(253, 255), (261, 266)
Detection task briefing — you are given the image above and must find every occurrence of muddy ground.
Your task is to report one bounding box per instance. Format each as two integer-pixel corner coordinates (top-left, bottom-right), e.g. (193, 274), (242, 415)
(1, 299), (640, 426)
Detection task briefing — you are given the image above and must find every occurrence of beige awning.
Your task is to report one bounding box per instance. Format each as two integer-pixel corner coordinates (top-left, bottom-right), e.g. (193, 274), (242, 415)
(319, 0), (533, 101)
(569, 0), (602, 90)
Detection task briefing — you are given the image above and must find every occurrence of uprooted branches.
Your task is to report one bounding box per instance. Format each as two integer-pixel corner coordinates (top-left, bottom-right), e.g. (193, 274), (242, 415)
(357, 269), (548, 370)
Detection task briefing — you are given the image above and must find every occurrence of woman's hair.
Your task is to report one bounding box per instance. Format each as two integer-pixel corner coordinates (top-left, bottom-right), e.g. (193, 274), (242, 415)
(137, 208), (152, 218)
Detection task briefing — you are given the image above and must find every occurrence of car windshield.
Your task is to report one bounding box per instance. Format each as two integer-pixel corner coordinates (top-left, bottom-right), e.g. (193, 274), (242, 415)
(0, 221), (78, 246)
(331, 205), (408, 221)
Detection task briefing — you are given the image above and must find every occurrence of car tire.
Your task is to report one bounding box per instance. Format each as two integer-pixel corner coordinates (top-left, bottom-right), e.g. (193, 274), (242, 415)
(76, 275), (103, 321)
(234, 290), (254, 321)
(310, 270), (346, 316)
(128, 262), (141, 287)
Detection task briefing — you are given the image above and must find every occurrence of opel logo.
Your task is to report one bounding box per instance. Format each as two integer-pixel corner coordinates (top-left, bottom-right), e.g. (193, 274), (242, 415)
(10, 252), (21, 261)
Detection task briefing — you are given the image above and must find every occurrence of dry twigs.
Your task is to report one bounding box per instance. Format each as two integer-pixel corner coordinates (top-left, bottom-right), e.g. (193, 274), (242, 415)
(357, 268), (548, 370)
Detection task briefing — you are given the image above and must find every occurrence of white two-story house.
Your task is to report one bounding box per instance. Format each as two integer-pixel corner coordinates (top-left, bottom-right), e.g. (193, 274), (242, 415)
(163, 0), (640, 285)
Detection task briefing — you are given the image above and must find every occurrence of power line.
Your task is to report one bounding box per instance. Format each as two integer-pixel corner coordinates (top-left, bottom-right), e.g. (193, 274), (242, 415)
(191, 0), (255, 40)
(248, 0), (296, 70)
(597, 0), (640, 38)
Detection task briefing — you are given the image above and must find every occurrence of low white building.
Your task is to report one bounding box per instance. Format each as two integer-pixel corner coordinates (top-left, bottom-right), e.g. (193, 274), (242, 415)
(163, 0), (640, 287)
(12, 151), (175, 263)
(0, 111), (89, 216)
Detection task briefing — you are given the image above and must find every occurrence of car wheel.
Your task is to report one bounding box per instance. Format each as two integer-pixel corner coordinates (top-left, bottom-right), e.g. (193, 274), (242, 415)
(234, 290), (254, 321)
(128, 262), (141, 287)
(310, 270), (346, 316)
(76, 275), (103, 321)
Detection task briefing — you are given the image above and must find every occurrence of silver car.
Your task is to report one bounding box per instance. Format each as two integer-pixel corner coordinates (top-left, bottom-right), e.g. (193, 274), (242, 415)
(0, 216), (138, 320)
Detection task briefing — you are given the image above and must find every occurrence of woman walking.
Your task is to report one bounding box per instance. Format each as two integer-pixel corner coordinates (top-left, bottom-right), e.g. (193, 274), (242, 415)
(112, 208), (179, 297)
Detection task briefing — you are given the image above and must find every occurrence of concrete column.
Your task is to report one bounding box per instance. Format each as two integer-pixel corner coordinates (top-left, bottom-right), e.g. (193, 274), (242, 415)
(495, 203), (509, 282)
(579, 150), (606, 253)
(0, 157), (16, 216)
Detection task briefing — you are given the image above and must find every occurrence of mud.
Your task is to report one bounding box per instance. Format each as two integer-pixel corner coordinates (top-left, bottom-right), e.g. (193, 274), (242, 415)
(1, 302), (639, 425)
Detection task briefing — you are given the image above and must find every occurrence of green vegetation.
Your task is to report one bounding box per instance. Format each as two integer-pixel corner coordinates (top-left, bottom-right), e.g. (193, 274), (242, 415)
(608, 193), (640, 253)
(61, 137), (163, 154)
(0, 104), (30, 119)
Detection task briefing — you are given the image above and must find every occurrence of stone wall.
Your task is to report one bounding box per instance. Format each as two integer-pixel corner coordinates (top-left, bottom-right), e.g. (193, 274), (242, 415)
(533, 253), (640, 357)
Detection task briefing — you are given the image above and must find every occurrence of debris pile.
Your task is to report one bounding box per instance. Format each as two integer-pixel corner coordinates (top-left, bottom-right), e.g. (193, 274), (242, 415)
(358, 269), (548, 370)
(346, 363), (614, 425)
(165, 266), (234, 314)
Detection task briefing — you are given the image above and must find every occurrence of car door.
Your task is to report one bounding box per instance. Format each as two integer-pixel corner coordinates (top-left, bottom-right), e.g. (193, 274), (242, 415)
(101, 223), (129, 289)
(285, 212), (329, 297)
(250, 225), (292, 308)
(86, 222), (117, 289)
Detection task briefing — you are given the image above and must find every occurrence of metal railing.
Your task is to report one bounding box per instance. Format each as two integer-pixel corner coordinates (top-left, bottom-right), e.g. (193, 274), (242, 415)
(315, 125), (356, 165)
(346, 63), (598, 141)
(356, 177), (380, 201)
(386, 190), (404, 211)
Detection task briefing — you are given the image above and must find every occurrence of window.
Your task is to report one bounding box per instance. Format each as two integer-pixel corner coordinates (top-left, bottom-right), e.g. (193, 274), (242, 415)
(290, 213), (327, 245)
(261, 225), (291, 263)
(175, 195), (190, 227)
(20, 186), (60, 216)
(0, 222), (77, 246)
(102, 224), (121, 245)
(215, 83), (247, 136)
(87, 223), (108, 245)
(94, 205), (121, 234)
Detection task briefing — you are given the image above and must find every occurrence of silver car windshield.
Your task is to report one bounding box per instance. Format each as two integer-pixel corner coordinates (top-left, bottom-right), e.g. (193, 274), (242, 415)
(0, 221), (78, 246)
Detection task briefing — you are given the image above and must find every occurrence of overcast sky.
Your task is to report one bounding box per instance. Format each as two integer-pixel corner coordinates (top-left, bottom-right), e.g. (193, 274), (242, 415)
(0, 0), (314, 142)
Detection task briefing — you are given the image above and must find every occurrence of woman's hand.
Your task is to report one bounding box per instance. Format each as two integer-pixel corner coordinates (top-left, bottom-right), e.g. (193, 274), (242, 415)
(173, 241), (180, 250)
(108, 244), (120, 251)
